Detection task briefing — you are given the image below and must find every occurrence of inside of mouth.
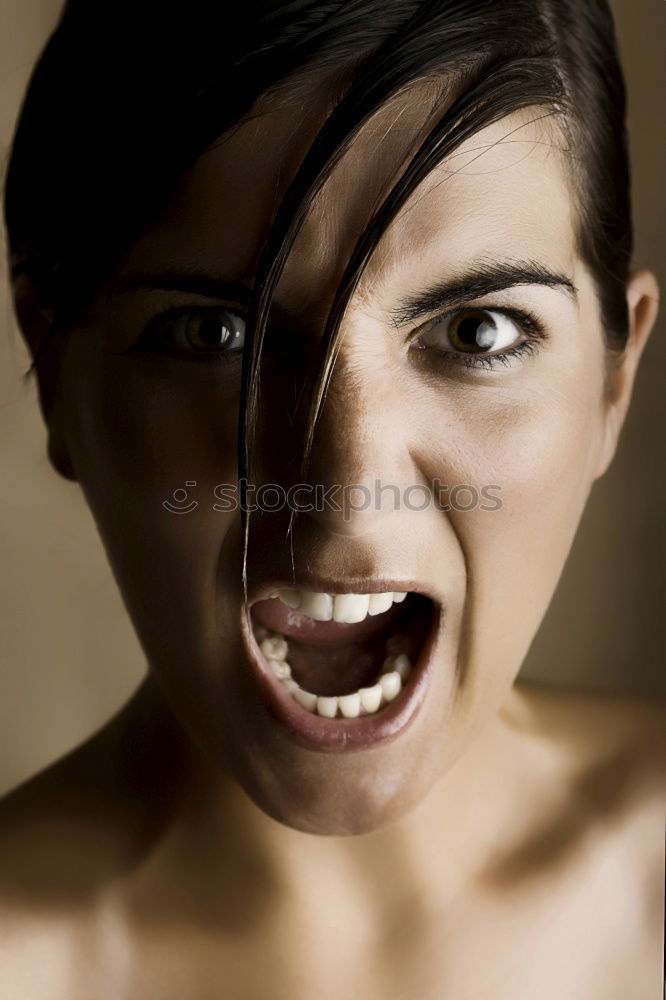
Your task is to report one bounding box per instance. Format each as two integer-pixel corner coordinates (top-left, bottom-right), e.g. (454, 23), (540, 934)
(251, 593), (433, 709)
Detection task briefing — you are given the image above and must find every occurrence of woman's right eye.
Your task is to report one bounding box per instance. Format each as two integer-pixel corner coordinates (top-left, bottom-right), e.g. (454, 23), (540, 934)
(141, 307), (246, 361)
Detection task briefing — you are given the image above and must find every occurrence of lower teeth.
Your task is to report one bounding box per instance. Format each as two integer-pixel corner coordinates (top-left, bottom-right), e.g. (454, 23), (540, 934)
(257, 632), (413, 719)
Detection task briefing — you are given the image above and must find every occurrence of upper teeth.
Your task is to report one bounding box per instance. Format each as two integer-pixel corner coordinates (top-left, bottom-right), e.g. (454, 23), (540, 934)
(274, 589), (407, 624)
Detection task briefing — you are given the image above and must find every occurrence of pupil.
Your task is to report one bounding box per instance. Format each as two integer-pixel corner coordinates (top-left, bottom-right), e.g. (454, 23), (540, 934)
(454, 312), (495, 352)
(198, 316), (231, 347)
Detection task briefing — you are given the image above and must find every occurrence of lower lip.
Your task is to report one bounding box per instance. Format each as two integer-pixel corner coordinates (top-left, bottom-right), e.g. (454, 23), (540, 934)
(239, 599), (441, 754)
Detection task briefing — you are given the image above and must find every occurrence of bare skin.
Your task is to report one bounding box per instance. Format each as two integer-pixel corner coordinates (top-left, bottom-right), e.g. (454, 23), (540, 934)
(0, 680), (663, 999)
(3, 76), (663, 997)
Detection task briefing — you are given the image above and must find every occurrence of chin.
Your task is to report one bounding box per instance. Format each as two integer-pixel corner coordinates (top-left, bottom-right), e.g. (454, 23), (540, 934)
(236, 754), (437, 837)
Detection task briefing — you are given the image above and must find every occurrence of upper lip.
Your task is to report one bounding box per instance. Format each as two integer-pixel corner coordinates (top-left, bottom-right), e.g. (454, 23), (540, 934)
(246, 571), (443, 610)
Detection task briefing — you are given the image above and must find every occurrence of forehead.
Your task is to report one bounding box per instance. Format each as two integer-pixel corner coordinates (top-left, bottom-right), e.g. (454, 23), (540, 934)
(118, 78), (577, 316)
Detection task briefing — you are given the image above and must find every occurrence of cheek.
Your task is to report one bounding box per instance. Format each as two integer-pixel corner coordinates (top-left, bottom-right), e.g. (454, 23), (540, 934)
(411, 350), (605, 697)
(64, 346), (243, 677)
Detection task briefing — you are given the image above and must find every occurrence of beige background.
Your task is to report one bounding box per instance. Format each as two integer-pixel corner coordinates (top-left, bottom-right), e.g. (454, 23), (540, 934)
(1, 1), (664, 797)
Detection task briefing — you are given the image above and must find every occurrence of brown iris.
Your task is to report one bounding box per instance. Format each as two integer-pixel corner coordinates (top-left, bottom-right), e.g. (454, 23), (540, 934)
(182, 311), (241, 352)
(446, 308), (498, 353)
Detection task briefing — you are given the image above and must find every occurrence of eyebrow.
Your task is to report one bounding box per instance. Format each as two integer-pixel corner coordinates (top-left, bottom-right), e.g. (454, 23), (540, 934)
(110, 258), (577, 329)
(388, 260), (577, 327)
(109, 268), (303, 327)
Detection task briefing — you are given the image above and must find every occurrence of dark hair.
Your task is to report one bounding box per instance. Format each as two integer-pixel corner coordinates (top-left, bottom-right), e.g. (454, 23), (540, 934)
(3, 0), (632, 592)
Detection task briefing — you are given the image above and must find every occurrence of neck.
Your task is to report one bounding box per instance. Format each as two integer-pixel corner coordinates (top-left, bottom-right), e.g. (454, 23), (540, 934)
(106, 674), (533, 931)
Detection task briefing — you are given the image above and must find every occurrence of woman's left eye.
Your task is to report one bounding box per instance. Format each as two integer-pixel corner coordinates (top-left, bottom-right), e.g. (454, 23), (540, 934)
(143, 308), (246, 360)
(412, 307), (539, 365)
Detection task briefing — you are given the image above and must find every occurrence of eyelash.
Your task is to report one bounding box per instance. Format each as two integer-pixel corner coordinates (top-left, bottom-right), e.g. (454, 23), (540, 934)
(134, 303), (547, 371)
(133, 306), (245, 366)
(436, 337), (540, 371)
(413, 305), (547, 372)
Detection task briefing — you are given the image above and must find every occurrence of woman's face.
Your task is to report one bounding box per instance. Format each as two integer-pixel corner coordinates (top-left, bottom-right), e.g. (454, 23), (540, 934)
(44, 83), (623, 834)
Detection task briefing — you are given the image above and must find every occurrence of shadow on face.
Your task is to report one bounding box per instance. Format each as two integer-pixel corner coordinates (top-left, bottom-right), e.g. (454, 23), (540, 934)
(45, 75), (628, 834)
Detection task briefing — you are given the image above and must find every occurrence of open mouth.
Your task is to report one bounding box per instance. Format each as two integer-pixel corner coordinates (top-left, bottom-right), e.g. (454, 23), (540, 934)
(242, 583), (440, 751)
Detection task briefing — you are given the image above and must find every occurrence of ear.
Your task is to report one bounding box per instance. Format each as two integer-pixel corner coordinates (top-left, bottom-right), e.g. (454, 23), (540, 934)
(12, 272), (78, 482)
(594, 269), (660, 480)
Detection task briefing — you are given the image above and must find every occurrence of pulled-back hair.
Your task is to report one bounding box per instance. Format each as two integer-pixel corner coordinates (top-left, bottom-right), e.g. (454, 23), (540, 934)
(3, 0), (632, 590)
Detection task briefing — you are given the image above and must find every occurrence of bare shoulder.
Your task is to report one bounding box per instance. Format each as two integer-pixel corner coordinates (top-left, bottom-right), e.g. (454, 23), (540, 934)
(509, 678), (665, 765)
(505, 679), (665, 866)
(0, 684), (175, 914)
(0, 689), (167, 909)
(0, 744), (117, 997)
(0, 698), (171, 999)
(493, 682), (665, 999)
(0, 743), (124, 902)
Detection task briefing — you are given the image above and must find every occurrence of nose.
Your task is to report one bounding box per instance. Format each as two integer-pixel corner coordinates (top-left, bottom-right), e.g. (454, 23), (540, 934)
(284, 345), (422, 538)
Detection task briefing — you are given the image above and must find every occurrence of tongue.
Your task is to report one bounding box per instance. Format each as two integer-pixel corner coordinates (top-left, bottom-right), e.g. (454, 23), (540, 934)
(251, 594), (428, 697)
(284, 634), (387, 697)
